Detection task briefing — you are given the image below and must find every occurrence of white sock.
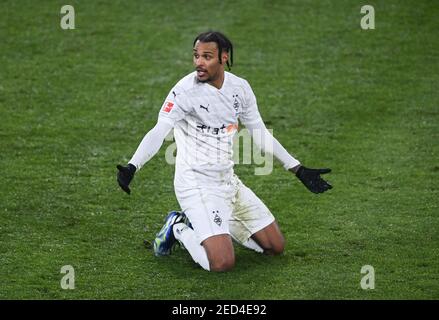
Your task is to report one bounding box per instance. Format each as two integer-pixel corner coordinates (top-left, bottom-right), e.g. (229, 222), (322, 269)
(241, 237), (264, 253)
(173, 223), (210, 271)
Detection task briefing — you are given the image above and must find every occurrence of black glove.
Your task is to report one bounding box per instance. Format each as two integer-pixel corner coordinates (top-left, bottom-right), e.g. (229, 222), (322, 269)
(295, 165), (333, 194)
(116, 164), (136, 194)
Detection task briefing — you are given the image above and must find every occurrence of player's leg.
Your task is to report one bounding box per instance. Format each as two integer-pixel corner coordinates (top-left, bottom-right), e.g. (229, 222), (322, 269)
(250, 220), (285, 255)
(231, 218), (284, 255)
(201, 234), (235, 272)
(229, 175), (284, 255)
(173, 187), (235, 272)
(172, 222), (211, 271)
(173, 224), (235, 272)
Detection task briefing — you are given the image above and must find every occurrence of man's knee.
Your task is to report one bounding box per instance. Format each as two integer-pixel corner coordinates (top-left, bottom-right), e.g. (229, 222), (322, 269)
(252, 222), (286, 255)
(209, 256), (235, 272)
(202, 234), (235, 272)
(263, 235), (285, 255)
(269, 238), (285, 255)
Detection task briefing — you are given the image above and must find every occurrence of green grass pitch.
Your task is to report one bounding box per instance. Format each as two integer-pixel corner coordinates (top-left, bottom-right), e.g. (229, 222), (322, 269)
(0, 0), (438, 299)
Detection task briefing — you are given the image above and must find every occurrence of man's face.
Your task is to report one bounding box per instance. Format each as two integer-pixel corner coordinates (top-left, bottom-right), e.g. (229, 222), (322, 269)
(193, 40), (227, 84)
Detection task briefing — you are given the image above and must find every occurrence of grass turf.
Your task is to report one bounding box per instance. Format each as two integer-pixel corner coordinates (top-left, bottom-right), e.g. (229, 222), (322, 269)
(0, 0), (438, 299)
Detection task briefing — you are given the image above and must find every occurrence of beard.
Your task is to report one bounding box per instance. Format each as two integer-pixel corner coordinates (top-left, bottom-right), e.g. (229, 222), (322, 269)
(196, 69), (221, 84)
(196, 77), (210, 83)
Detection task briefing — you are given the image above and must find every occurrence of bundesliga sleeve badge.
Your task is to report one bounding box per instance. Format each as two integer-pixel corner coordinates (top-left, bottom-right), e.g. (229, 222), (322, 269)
(162, 101), (174, 113)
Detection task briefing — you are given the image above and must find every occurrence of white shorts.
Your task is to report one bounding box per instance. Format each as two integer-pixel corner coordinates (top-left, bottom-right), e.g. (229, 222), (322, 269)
(175, 175), (275, 245)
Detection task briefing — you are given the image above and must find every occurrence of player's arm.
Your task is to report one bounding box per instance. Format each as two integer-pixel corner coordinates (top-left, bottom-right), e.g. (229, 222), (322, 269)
(117, 86), (189, 195)
(245, 119), (300, 169)
(241, 79), (332, 194)
(116, 119), (173, 194)
(245, 119), (332, 194)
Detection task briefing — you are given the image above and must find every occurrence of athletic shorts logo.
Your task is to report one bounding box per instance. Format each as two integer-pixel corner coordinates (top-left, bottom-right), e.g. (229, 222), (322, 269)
(214, 214), (222, 226)
(163, 102), (174, 113)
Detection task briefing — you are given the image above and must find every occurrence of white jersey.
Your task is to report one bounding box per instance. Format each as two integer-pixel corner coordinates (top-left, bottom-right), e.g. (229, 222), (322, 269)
(129, 71), (300, 189)
(158, 71), (262, 188)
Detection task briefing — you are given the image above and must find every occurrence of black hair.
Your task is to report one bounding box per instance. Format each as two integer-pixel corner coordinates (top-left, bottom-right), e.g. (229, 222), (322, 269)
(193, 31), (234, 70)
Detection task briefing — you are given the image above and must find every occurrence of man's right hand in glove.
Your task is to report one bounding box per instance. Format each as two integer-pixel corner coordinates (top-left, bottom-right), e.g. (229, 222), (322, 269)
(116, 164), (136, 195)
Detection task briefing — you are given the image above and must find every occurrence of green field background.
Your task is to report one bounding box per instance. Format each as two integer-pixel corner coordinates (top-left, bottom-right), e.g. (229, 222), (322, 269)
(0, 0), (438, 299)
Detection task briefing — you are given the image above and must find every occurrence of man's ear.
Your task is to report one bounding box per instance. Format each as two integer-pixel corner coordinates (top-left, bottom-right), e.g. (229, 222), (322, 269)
(222, 52), (229, 65)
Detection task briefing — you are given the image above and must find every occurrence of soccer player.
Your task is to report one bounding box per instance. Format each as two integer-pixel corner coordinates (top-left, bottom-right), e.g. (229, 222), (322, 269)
(117, 31), (332, 272)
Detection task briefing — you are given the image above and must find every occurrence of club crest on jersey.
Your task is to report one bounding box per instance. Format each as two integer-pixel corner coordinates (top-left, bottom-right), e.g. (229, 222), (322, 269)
(162, 101), (174, 113)
(233, 94), (241, 116)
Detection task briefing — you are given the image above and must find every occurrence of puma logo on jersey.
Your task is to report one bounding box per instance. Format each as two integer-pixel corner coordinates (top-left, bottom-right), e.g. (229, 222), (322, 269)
(199, 104), (209, 112)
